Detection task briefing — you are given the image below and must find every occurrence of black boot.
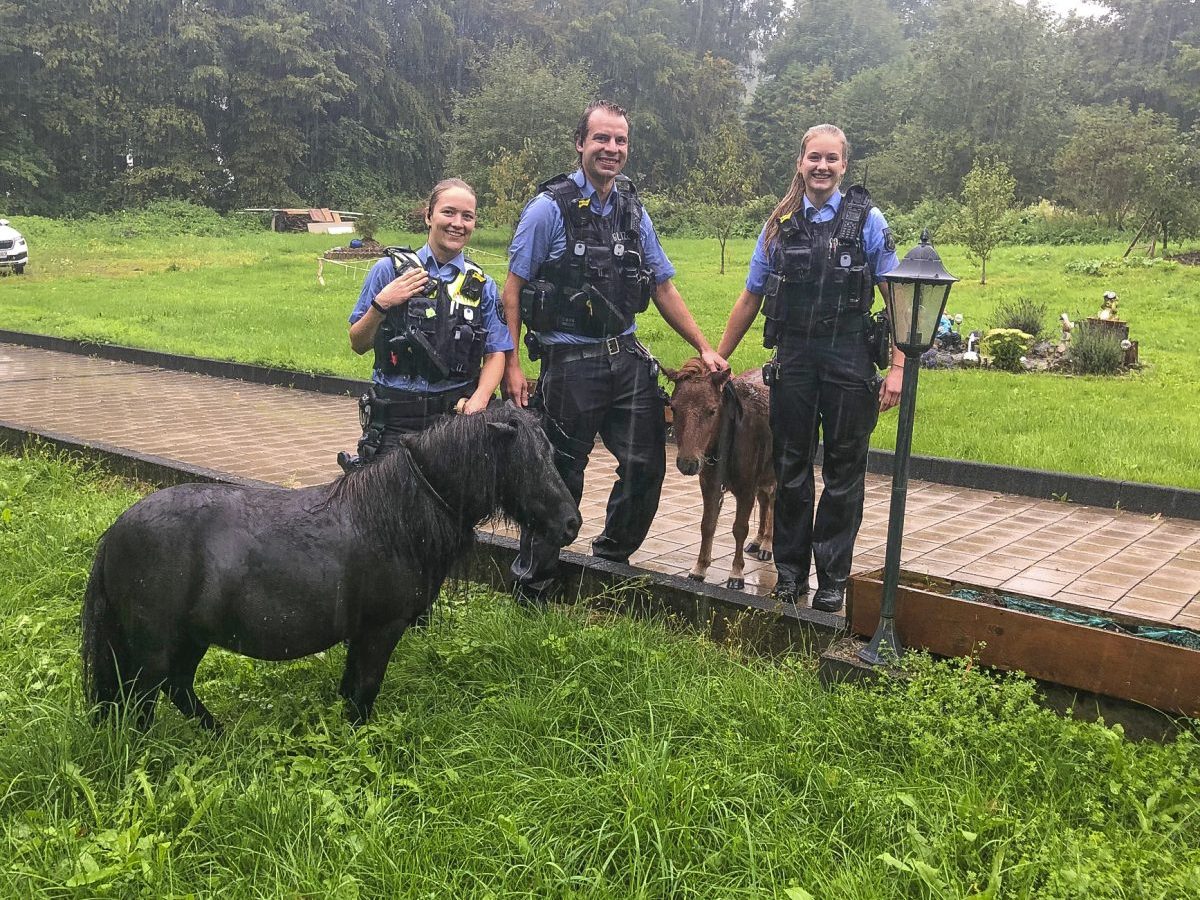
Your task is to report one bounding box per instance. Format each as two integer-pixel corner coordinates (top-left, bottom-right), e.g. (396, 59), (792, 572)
(811, 584), (845, 613)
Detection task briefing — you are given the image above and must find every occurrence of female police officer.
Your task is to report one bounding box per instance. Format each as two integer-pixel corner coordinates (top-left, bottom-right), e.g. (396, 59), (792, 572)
(716, 124), (901, 612)
(346, 178), (513, 463)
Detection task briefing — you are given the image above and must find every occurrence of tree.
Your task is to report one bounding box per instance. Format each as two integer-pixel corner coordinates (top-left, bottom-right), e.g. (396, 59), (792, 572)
(686, 123), (764, 273)
(485, 143), (540, 232)
(887, 0), (1071, 203)
(951, 159), (1016, 284)
(1055, 104), (1179, 227)
(1133, 126), (1200, 254)
(444, 44), (593, 210)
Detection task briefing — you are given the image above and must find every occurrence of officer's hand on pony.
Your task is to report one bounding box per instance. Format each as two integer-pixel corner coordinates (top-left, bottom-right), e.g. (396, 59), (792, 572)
(698, 348), (730, 376)
(375, 267), (430, 309)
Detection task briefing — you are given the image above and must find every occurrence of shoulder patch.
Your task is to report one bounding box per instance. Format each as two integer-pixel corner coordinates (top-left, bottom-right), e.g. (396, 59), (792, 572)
(883, 228), (897, 253)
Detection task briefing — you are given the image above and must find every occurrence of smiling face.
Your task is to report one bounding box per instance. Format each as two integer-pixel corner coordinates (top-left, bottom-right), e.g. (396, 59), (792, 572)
(798, 132), (848, 207)
(425, 186), (477, 262)
(576, 108), (630, 189)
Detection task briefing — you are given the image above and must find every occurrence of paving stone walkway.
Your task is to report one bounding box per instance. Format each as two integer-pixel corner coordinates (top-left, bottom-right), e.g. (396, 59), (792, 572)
(3, 341), (1199, 629)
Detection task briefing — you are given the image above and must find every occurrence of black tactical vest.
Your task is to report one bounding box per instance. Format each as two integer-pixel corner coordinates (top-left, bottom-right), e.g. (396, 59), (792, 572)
(373, 248), (488, 383)
(518, 174), (654, 337)
(761, 185), (876, 343)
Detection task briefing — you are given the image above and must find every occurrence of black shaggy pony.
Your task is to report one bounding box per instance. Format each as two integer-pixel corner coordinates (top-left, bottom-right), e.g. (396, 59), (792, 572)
(82, 403), (580, 727)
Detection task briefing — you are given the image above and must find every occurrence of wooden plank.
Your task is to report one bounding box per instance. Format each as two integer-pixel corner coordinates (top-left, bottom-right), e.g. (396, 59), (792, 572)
(848, 571), (1200, 717)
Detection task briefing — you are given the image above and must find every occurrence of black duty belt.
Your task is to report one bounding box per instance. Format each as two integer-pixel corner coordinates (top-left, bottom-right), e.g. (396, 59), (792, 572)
(371, 384), (472, 419)
(540, 333), (640, 365)
(784, 312), (867, 339)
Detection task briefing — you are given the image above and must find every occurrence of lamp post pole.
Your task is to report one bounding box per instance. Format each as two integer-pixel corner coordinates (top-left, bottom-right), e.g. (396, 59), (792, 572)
(859, 230), (957, 667)
(859, 350), (922, 665)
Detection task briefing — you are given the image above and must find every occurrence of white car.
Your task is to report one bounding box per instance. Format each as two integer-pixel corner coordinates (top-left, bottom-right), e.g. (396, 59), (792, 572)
(0, 219), (28, 275)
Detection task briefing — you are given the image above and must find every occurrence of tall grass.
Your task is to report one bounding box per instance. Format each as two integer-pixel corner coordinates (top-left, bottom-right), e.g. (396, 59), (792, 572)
(2, 213), (1200, 487)
(2, 448), (1199, 897)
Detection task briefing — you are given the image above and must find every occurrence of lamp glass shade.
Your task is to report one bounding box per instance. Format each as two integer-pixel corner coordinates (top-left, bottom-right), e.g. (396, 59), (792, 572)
(886, 280), (952, 354)
(881, 230), (958, 355)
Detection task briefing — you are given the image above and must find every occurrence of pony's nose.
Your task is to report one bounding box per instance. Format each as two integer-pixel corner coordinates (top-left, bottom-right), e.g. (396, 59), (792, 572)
(564, 511), (582, 543)
(676, 457), (700, 476)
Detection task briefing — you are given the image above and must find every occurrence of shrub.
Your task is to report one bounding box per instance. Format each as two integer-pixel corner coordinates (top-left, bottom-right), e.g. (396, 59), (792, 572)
(980, 328), (1032, 371)
(101, 200), (257, 238)
(1009, 201), (1124, 245)
(354, 203), (382, 241)
(1070, 323), (1125, 375)
(991, 296), (1048, 339)
(1065, 256), (1179, 276)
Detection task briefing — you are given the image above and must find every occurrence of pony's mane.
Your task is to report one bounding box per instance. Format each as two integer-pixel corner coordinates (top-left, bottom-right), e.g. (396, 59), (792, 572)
(674, 356), (709, 382)
(320, 405), (544, 558)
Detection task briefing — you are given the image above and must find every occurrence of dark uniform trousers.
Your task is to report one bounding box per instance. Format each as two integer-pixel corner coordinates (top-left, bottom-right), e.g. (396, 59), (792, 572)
(770, 328), (880, 591)
(512, 345), (666, 592)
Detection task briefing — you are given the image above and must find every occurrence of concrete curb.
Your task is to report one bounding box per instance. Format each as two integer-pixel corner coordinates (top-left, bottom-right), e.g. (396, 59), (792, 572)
(5, 329), (1200, 519)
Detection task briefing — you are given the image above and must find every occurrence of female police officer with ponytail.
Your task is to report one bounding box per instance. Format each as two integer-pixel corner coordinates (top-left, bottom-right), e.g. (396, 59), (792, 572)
(345, 178), (513, 465)
(716, 124), (901, 613)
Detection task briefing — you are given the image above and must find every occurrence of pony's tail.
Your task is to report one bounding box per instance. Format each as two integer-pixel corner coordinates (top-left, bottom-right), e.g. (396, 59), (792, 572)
(81, 535), (127, 719)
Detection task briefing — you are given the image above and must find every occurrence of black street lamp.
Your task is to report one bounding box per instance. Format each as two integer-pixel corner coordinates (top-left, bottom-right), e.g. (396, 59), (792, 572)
(859, 230), (958, 666)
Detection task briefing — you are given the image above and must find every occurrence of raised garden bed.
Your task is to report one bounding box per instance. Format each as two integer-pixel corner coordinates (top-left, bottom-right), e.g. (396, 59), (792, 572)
(847, 569), (1200, 717)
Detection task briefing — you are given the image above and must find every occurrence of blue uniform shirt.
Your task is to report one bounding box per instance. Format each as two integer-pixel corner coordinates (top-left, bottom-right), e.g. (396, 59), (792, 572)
(508, 169), (675, 345)
(350, 244), (513, 393)
(745, 190), (898, 297)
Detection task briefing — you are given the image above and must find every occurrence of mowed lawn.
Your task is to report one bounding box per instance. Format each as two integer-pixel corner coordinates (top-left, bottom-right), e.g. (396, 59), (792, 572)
(1, 448), (1199, 897)
(2, 214), (1199, 488)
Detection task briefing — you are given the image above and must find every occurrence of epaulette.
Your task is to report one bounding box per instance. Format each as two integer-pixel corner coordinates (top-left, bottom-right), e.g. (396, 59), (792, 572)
(383, 246), (423, 275)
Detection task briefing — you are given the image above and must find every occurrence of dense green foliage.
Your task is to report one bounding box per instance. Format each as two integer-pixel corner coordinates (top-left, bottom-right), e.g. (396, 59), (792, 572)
(3, 211), (1200, 487)
(3, 0), (1200, 247)
(2, 449), (1199, 897)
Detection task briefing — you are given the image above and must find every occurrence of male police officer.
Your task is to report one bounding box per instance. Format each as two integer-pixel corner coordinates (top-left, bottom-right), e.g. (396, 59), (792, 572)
(503, 100), (727, 597)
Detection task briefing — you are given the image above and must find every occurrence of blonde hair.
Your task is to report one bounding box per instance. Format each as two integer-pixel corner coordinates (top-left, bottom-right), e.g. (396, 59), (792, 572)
(762, 124), (850, 252)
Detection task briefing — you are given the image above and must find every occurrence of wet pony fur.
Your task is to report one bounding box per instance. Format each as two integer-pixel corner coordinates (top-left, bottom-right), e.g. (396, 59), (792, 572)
(82, 403), (579, 728)
(666, 358), (775, 590)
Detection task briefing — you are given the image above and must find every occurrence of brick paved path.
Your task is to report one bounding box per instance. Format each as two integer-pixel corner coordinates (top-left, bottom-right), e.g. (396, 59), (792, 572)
(3, 342), (1198, 629)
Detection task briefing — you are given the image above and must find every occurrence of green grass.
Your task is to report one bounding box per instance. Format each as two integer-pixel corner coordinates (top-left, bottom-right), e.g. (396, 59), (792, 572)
(2, 214), (1200, 487)
(2, 448), (1200, 897)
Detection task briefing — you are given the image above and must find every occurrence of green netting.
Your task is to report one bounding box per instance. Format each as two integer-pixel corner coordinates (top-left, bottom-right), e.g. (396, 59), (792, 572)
(950, 589), (1200, 651)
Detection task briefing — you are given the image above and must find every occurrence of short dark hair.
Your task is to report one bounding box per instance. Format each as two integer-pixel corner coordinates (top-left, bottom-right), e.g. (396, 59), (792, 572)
(574, 100), (630, 147)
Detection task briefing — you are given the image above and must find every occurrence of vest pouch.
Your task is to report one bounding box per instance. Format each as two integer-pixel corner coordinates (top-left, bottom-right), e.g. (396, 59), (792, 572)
(620, 255), (653, 315)
(557, 290), (591, 336)
(781, 245), (812, 280)
(406, 297), (437, 326)
(761, 273), (787, 350)
(848, 266), (869, 309)
(582, 284), (628, 337)
(519, 279), (557, 332)
(584, 244), (609, 282)
(447, 323), (478, 378)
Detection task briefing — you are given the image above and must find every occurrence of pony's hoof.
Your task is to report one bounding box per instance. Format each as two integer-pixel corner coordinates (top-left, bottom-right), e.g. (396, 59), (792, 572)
(687, 572), (706, 582)
(755, 549), (773, 561)
(745, 541), (760, 554)
(726, 577), (745, 590)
